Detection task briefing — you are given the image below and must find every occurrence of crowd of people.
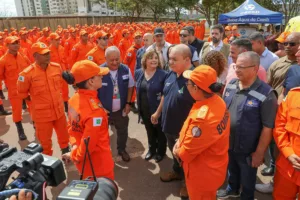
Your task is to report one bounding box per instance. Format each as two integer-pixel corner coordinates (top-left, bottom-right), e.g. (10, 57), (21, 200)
(0, 20), (300, 200)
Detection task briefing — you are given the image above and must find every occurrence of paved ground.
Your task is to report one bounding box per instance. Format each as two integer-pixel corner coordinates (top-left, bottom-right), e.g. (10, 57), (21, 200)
(0, 87), (273, 200)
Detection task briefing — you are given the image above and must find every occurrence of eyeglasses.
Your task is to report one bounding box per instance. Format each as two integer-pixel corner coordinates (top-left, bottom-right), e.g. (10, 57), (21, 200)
(233, 64), (256, 70)
(179, 34), (188, 38)
(185, 82), (195, 87)
(283, 42), (300, 47)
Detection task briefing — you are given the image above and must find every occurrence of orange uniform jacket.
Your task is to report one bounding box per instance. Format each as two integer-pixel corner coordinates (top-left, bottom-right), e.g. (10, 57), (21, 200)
(178, 95), (230, 195)
(0, 52), (31, 99)
(68, 89), (114, 180)
(118, 38), (131, 62)
(123, 44), (142, 74)
(20, 39), (34, 62)
(64, 37), (78, 68)
(49, 44), (67, 70)
(85, 46), (106, 66)
(37, 36), (50, 45)
(17, 62), (65, 123)
(273, 87), (300, 185)
(70, 41), (94, 67)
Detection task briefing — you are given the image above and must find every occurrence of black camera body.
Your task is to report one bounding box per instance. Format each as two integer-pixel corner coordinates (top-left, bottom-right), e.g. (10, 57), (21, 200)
(0, 143), (66, 200)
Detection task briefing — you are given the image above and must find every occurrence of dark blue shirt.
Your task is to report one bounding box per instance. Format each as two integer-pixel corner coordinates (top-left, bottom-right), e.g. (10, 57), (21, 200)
(162, 69), (195, 135)
(135, 46), (146, 71)
(283, 64), (300, 96)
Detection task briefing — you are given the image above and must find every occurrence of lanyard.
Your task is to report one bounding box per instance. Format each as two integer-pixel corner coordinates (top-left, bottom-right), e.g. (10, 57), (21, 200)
(110, 73), (118, 86)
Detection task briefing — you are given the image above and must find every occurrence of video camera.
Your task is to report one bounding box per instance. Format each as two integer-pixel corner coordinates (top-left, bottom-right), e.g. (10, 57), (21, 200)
(0, 143), (66, 200)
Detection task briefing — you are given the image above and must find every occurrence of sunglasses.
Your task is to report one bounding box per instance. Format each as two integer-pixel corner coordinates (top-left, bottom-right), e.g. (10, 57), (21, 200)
(283, 42), (299, 47)
(179, 34), (188, 38)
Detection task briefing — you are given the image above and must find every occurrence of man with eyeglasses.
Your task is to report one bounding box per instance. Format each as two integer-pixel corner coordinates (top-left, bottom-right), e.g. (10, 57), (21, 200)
(179, 27), (200, 67)
(135, 33), (154, 71)
(199, 24), (230, 63)
(184, 26), (204, 55)
(86, 31), (110, 66)
(0, 36), (31, 140)
(249, 32), (278, 71)
(146, 27), (171, 70)
(217, 51), (278, 199)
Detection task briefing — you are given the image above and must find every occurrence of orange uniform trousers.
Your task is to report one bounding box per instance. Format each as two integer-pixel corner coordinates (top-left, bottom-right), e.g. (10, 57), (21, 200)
(273, 170), (300, 200)
(35, 115), (69, 156)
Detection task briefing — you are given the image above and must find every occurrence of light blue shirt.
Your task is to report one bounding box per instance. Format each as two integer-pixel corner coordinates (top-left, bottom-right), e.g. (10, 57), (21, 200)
(260, 48), (279, 71)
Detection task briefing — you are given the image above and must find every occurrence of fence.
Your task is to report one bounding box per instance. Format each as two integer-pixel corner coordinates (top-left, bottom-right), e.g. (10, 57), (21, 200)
(0, 16), (175, 30)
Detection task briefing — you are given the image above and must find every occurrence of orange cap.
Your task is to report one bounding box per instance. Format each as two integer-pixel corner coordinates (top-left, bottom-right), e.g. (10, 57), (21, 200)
(134, 31), (142, 38)
(225, 26), (232, 31)
(79, 30), (88, 36)
(183, 65), (217, 93)
(232, 25), (238, 30)
(276, 31), (291, 43)
(49, 33), (60, 40)
(122, 29), (129, 35)
(69, 28), (76, 33)
(19, 30), (28, 35)
(5, 36), (20, 44)
(94, 30), (110, 39)
(4, 29), (8, 32)
(31, 42), (50, 55)
(71, 60), (109, 84)
(43, 27), (50, 32)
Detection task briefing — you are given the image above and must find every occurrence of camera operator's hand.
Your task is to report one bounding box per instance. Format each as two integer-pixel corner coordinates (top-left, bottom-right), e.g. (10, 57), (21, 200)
(9, 189), (32, 200)
(62, 152), (72, 163)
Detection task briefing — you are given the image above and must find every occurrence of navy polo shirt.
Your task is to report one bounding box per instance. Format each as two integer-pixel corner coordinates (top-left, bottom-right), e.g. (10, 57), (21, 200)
(162, 69), (195, 135)
(283, 64), (300, 96)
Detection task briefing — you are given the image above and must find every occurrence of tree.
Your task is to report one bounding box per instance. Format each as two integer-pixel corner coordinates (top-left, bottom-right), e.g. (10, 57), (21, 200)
(277, 0), (300, 23)
(146, 0), (168, 22)
(167, 0), (198, 21)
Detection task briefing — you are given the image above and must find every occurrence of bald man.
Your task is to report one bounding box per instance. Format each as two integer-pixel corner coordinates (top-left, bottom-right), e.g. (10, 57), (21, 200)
(158, 44), (195, 198)
(135, 33), (154, 71)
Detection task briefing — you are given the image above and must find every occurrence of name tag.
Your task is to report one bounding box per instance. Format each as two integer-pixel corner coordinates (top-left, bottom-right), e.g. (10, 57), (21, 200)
(246, 100), (259, 107)
(122, 75), (129, 80)
(102, 82), (108, 86)
(165, 83), (170, 87)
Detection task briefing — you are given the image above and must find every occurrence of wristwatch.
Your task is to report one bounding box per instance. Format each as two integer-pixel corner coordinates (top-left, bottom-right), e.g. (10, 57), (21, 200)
(126, 102), (133, 105)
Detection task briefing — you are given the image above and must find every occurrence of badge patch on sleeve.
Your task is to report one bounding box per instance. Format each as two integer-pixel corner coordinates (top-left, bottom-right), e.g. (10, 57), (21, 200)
(18, 75), (25, 82)
(87, 56), (93, 60)
(93, 117), (102, 126)
(192, 126), (201, 138)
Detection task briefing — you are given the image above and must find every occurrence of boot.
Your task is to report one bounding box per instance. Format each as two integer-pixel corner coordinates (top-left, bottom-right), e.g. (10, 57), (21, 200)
(64, 102), (68, 113)
(15, 121), (27, 141)
(0, 90), (5, 99)
(22, 100), (27, 110)
(0, 104), (11, 116)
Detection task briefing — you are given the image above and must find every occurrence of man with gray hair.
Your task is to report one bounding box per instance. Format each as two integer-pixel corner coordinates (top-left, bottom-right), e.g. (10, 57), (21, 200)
(217, 51), (278, 199)
(135, 33), (154, 71)
(249, 31), (278, 71)
(97, 46), (135, 162)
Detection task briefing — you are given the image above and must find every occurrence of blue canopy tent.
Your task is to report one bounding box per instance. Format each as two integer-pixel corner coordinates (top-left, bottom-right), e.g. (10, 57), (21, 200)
(218, 0), (283, 24)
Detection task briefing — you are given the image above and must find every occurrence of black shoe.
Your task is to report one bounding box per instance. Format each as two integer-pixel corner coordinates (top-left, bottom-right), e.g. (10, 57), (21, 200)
(261, 167), (275, 176)
(154, 154), (164, 163)
(118, 150), (130, 162)
(64, 102), (68, 113)
(0, 90), (5, 99)
(0, 105), (11, 116)
(145, 151), (154, 161)
(22, 100), (27, 110)
(217, 189), (240, 199)
(130, 104), (138, 114)
(15, 121), (27, 141)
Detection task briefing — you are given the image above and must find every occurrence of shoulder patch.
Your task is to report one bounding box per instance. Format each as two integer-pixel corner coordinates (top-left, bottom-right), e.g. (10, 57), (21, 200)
(191, 126), (202, 138)
(72, 47), (76, 51)
(87, 55), (93, 60)
(127, 52), (132, 57)
(23, 65), (34, 73)
(93, 117), (102, 127)
(89, 98), (100, 110)
(18, 75), (25, 82)
(197, 105), (209, 119)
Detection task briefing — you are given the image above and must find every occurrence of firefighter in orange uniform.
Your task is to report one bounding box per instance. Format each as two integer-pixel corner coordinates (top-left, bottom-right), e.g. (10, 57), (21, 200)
(70, 30), (94, 68)
(273, 87), (300, 199)
(17, 42), (70, 156)
(20, 30), (34, 62)
(223, 26), (232, 44)
(64, 28), (77, 69)
(0, 36), (31, 140)
(61, 60), (114, 180)
(118, 29), (131, 62)
(232, 25), (241, 37)
(86, 31), (110, 66)
(173, 65), (230, 200)
(37, 27), (50, 45)
(49, 33), (69, 112)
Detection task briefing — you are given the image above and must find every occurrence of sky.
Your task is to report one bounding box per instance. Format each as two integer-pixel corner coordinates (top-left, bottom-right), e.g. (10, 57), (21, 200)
(0, 0), (17, 17)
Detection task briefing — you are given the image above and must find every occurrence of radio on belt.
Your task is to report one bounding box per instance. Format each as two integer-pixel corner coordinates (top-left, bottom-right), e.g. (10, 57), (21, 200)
(57, 137), (98, 200)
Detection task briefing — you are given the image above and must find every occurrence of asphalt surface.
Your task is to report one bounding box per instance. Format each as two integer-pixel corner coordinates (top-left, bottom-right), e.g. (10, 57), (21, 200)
(0, 87), (273, 200)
